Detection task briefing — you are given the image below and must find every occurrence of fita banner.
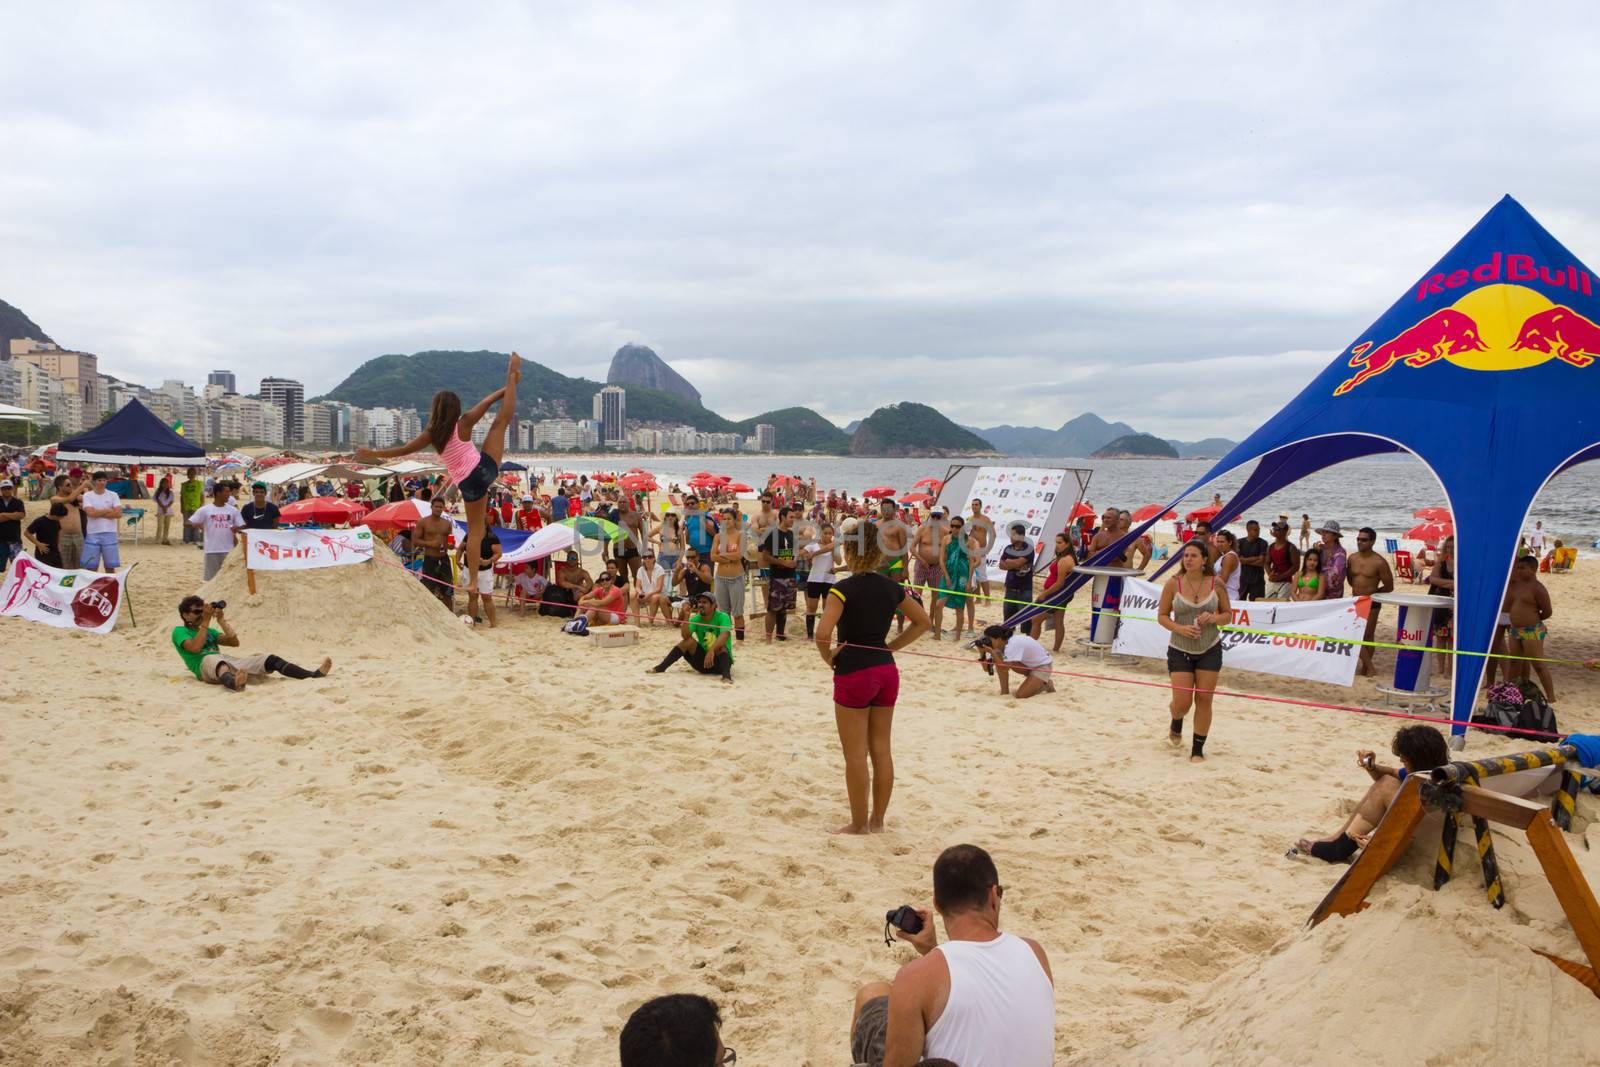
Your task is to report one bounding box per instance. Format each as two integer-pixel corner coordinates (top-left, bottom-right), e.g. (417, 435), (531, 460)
(0, 556), (125, 633)
(1111, 579), (1368, 687)
(246, 525), (375, 571)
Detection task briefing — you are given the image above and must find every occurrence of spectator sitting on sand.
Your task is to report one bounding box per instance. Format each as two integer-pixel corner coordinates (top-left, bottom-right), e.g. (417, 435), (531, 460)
(171, 596), (331, 691)
(1294, 724), (1450, 863)
(646, 590), (733, 684)
(578, 570), (626, 626)
(850, 843), (1053, 1067)
(619, 993), (733, 1067)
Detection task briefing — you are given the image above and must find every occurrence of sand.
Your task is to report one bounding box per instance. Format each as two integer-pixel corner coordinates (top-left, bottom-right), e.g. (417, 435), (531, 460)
(2, 507), (1599, 1064)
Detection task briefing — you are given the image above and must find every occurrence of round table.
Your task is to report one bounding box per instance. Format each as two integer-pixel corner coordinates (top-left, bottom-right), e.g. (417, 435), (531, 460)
(1072, 565), (1148, 648)
(1371, 590), (1454, 704)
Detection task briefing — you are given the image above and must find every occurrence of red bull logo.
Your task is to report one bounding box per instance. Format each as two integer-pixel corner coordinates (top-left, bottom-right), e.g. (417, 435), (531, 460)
(1336, 264), (1600, 395)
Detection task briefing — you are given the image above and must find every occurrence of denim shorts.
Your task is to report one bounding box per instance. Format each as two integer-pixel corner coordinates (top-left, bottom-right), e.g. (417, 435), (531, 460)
(457, 452), (499, 503)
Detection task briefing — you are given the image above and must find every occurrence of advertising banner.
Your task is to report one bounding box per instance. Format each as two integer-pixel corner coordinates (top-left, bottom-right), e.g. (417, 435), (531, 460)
(967, 466), (1068, 567)
(0, 555), (126, 633)
(246, 526), (374, 571)
(1111, 579), (1368, 686)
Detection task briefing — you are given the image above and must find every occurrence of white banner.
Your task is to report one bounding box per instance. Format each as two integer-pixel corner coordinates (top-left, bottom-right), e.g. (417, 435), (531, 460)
(968, 466), (1068, 568)
(0, 555), (126, 633)
(1110, 579), (1368, 686)
(246, 525), (375, 571)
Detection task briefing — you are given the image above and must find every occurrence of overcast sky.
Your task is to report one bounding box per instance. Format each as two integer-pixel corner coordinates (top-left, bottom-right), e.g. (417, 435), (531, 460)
(4, 3), (1597, 438)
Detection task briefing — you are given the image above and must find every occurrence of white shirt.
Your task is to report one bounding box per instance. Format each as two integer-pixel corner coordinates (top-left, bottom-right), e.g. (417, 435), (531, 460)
(1004, 632), (1052, 671)
(804, 539), (838, 584)
(190, 503), (244, 554)
(1528, 527), (1547, 552)
(925, 933), (1055, 1067)
(513, 572), (547, 598)
(636, 564), (667, 597)
(82, 489), (121, 536)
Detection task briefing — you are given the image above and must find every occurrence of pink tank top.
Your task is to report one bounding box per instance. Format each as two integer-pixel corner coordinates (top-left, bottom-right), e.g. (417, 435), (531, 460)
(439, 432), (480, 485)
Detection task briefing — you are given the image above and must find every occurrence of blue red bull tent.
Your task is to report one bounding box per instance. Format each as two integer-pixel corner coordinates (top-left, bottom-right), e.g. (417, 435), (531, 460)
(56, 398), (207, 466)
(1014, 194), (1600, 740)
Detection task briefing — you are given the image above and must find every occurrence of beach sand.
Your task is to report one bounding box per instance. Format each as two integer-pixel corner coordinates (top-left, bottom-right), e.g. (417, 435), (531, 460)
(3, 510), (1599, 1064)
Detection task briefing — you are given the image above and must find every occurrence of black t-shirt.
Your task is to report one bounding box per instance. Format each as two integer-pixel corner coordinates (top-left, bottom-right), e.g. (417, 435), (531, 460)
(0, 496), (23, 540)
(25, 516), (62, 566)
(1000, 541), (1036, 590)
(1237, 536), (1268, 581)
(764, 526), (797, 576)
(477, 530), (501, 572)
(241, 501), (281, 530)
(829, 572), (907, 675)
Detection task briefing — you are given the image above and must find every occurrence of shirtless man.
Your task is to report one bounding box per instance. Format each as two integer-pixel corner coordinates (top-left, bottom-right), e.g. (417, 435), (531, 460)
(50, 473), (89, 569)
(712, 507), (748, 640)
(1347, 526), (1396, 676)
(412, 497), (456, 609)
(748, 493), (778, 617)
(1504, 554), (1556, 702)
(911, 508), (952, 639)
(1118, 509), (1151, 571)
(1086, 507), (1125, 565)
(967, 498), (995, 609)
(616, 504), (649, 586)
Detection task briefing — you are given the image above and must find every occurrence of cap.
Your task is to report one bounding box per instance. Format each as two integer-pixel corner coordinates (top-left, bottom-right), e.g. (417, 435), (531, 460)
(1316, 519), (1342, 535)
(252, 481), (267, 490)
(0, 480), (12, 488)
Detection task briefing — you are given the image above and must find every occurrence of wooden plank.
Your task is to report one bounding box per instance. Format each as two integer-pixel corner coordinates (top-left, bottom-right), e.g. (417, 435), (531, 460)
(1459, 785), (1543, 830)
(1531, 950), (1600, 998)
(1524, 816), (1600, 976)
(1309, 776), (1427, 927)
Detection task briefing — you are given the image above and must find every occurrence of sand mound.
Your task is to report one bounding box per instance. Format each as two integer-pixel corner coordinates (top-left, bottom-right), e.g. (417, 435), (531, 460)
(182, 541), (473, 652)
(1081, 886), (1600, 1066)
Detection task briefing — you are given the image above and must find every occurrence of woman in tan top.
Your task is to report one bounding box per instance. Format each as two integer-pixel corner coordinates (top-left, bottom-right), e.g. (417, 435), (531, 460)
(1158, 538), (1231, 763)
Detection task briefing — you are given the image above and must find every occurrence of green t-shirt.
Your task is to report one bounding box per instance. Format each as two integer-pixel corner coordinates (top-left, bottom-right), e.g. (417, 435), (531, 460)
(688, 610), (733, 663)
(180, 480), (204, 512)
(172, 625), (220, 678)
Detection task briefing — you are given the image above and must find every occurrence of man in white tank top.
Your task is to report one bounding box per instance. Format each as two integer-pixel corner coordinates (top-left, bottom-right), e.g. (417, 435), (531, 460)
(849, 844), (1054, 1067)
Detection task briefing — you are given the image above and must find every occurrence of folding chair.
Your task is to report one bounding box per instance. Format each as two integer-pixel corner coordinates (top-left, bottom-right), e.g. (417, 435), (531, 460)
(1384, 537), (1399, 555)
(121, 506), (147, 545)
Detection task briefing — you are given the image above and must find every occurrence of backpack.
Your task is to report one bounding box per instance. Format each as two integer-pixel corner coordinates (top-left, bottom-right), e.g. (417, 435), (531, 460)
(1473, 681), (1559, 742)
(560, 616), (589, 636)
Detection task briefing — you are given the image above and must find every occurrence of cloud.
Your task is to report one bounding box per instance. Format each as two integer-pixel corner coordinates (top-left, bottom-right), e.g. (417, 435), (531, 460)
(3, 2), (1598, 438)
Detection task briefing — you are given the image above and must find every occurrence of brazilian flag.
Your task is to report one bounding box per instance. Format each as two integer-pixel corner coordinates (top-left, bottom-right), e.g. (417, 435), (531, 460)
(171, 419), (185, 437)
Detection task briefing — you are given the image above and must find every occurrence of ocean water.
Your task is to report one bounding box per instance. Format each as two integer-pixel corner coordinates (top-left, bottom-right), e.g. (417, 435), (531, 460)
(509, 453), (1600, 549)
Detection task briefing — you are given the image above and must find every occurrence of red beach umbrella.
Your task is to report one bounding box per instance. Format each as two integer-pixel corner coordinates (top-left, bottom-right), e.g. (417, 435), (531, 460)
(1413, 506), (1451, 520)
(363, 498), (430, 535)
(279, 497), (369, 526)
(862, 486), (897, 499)
(899, 492), (932, 505)
(1132, 504), (1178, 522)
(725, 483), (755, 493)
(913, 477), (942, 489)
(1068, 501), (1097, 521)
(1406, 520), (1453, 547)
(1185, 504), (1222, 522)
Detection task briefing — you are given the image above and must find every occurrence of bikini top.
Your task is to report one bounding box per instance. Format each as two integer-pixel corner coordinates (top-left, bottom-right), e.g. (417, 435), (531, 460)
(1297, 573), (1320, 589)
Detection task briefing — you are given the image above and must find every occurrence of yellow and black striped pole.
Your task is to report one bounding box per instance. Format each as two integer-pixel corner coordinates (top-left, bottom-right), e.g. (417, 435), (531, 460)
(1433, 813), (1458, 890)
(1472, 816), (1506, 910)
(1430, 744), (1579, 787)
(1552, 769), (1581, 832)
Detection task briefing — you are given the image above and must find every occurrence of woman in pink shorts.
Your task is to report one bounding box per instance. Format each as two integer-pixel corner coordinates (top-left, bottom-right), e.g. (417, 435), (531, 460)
(814, 520), (931, 834)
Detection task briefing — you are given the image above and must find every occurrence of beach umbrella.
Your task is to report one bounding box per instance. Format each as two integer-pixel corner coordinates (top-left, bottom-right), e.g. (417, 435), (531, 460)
(1132, 503), (1179, 522)
(692, 471), (713, 478)
(619, 474), (658, 491)
(862, 486), (897, 498)
(898, 492), (932, 505)
(771, 474), (802, 487)
(725, 482), (755, 493)
(279, 497), (369, 526)
(1068, 501), (1097, 521)
(558, 515), (624, 541)
(1407, 520), (1454, 547)
(1412, 506), (1450, 520)
(1185, 504), (1222, 522)
(555, 471), (578, 480)
(913, 477), (942, 489)
(363, 497), (432, 535)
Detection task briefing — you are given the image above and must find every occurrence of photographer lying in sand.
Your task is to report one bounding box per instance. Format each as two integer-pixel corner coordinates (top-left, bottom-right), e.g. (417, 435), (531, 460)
(171, 595), (332, 691)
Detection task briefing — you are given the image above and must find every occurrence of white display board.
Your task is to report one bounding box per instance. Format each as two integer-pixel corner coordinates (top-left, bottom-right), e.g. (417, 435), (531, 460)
(246, 526), (375, 570)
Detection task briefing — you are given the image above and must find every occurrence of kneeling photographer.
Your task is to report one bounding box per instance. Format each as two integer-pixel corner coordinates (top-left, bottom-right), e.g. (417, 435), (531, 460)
(976, 624), (1056, 699)
(171, 595), (333, 692)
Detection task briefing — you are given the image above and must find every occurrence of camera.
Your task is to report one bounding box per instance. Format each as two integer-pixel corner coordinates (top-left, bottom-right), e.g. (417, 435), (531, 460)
(209, 600), (227, 610)
(885, 905), (923, 935)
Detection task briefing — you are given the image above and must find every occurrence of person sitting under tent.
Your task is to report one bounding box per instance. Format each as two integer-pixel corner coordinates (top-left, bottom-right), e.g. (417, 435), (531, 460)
(1294, 725), (1449, 863)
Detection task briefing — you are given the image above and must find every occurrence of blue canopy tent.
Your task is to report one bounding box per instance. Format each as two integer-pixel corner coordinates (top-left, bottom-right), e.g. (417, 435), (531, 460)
(1013, 195), (1600, 740)
(56, 399), (207, 466)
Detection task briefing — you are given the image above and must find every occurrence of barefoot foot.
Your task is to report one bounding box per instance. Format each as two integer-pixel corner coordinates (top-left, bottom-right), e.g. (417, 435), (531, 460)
(318, 657), (334, 677)
(832, 823), (868, 835)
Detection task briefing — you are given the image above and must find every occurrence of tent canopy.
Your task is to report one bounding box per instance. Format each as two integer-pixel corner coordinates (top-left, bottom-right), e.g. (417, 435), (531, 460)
(56, 399), (207, 466)
(0, 403), (43, 421)
(1014, 195), (1600, 738)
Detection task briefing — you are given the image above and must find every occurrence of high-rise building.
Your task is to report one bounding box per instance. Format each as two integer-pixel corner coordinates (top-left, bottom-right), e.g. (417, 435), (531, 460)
(11, 340), (102, 417)
(306, 402), (335, 447)
(259, 377), (306, 445)
(207, 370), (237, 393)
(595, 385), (626, 446)
(755, 423), (776, 453)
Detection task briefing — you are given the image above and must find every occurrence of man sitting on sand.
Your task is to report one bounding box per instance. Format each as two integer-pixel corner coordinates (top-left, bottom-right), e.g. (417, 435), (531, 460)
(850, 844), (1053, 1067)
(1294, 724), (1449, 863)
(171, 596), (332, 691)
(646, 590), (733, 684)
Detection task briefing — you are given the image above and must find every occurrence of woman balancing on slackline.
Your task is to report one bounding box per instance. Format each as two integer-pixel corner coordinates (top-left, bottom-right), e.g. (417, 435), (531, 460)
(1157, 537), (1230, 764)
(356, 352), (521, 585)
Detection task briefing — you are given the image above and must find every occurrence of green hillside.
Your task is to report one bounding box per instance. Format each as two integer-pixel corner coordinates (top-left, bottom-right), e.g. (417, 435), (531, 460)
(850, 402), (995, 457)
(732, 407), (851, 454)
(0, 298), (51, 355)
(1090, 432), (1180, 458)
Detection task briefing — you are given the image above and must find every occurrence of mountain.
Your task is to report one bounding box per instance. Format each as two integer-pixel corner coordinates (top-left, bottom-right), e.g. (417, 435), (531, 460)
(732, 407), (851, 454)
(1091, 433), (1180, 459)
(0, 298), (51, 357)
(606, 343), (701, 405)
(850, 402), (996, 458)
(1169, 437), (1236, 459)
(973, 424), (1064, 455)
(843, 419), (861, 434)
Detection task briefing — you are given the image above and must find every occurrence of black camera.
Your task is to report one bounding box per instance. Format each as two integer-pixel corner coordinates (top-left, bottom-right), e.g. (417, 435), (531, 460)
(209, 600), (227, 610)
(885, 905), (923, 942)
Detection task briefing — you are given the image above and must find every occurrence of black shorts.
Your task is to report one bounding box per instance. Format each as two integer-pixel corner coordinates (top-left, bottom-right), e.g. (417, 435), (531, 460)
(420, 553), (454, 598)
(1240, 574), (1265, 601)
(457, 452), (499, 503)
(617, 542), (640, 561)
(805, 580), (834, 600)
(1167, 643), (1223, 675)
